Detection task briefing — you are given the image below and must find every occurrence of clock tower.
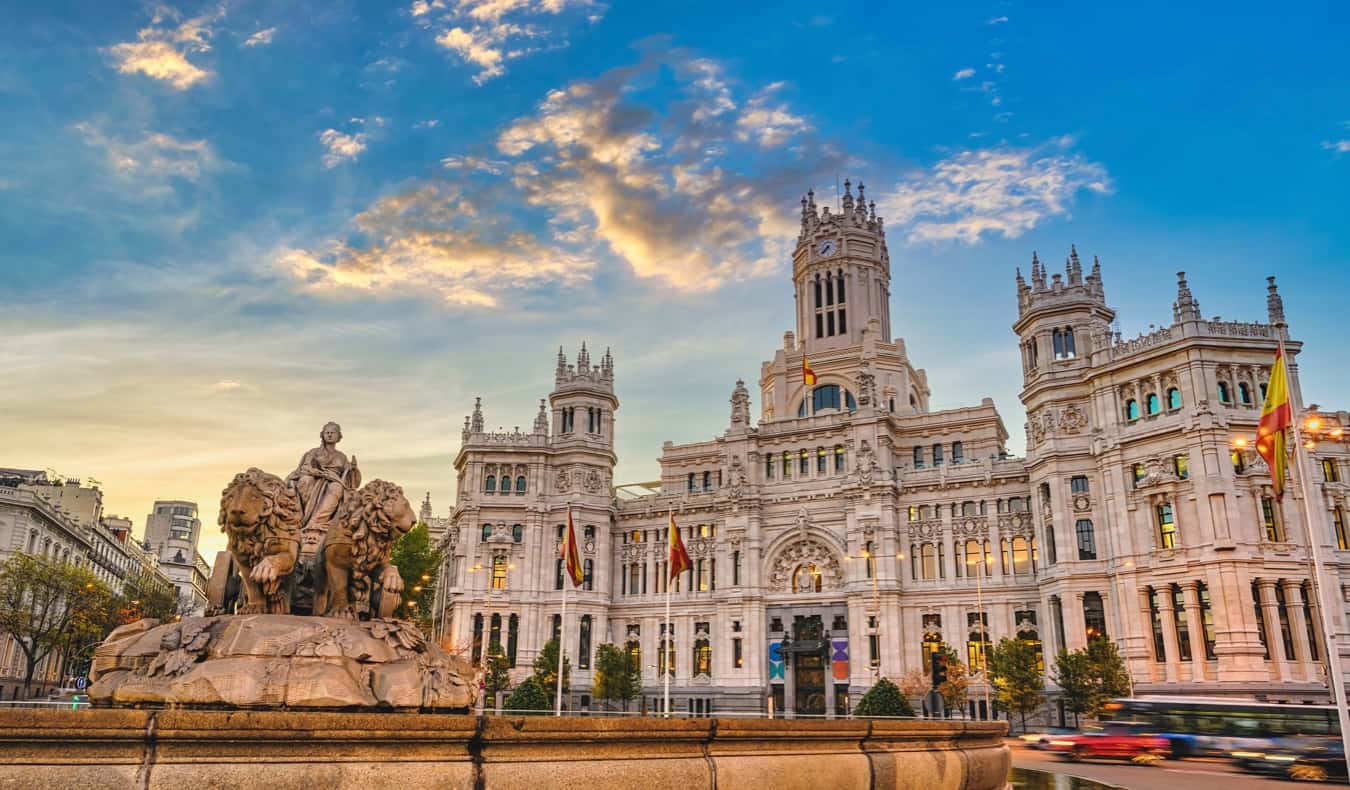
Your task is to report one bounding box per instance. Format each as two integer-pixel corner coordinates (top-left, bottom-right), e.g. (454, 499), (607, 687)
(758, 180), (930, 423)
(792, 179), (893, 350)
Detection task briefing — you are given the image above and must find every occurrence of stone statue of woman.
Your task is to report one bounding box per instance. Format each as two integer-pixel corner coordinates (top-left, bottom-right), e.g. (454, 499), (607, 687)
(288, 422), (360, 559)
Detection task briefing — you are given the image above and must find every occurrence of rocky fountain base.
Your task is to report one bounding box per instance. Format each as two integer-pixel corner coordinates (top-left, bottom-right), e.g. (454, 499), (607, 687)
(89, 614), (475, 711)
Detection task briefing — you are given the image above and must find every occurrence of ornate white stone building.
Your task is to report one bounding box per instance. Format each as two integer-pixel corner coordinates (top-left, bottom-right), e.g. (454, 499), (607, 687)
(433, 182), (1350, 720)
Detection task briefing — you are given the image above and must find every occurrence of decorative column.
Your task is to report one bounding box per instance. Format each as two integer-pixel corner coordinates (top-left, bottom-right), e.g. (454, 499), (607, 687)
(1181, 581), (1210, 681)
(1138, 587), (1161, 683)
(1283, 579), (1313, 682)
(1258, 579), (1289, 681)
(1157, 588), (1182, 683)
(1068, 592), (1088, 651)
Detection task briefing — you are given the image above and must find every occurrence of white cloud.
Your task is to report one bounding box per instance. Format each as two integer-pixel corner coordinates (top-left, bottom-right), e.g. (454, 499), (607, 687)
(953, 68), (975, 80)
(989, 15), (1009, 24)
(415, 119), (441, 129)
(243, 27), (276, 47)
(318, 129), (368, 168)
(1323, 124), (1350, 154)
(107, 7), (222, 90)
(880, 138), (1112, 244)
(281, 51), (839, 304)
(418, 0), (602, 84)
(75, 123), (220, 182)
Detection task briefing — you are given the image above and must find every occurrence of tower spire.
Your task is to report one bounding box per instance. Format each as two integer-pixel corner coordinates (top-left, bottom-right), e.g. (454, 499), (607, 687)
(1266, 276), (1286, 325)
(1173, 271), (1201, 322)
(577, 341), (590, 373)
(470, 397), (484, 433)
(534, 398), (549, 434)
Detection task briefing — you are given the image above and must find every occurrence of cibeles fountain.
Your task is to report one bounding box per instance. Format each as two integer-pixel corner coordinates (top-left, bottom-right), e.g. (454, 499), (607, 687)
(87, 423), (476, 711)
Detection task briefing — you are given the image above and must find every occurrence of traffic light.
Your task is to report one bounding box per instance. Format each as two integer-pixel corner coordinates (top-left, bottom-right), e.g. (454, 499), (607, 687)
(930, 651), (948, 688)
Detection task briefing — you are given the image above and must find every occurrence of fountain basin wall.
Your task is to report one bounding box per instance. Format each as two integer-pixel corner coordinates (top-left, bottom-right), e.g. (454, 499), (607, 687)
(0, 708), (1009, 790)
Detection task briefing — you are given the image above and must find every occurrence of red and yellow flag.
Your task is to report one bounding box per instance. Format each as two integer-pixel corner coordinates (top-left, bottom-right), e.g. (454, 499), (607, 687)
(802, 355), (817, 387)
(562, 508), (585, 587)
(1256, 347), (1293, 500)
(667, 512), (692, 581)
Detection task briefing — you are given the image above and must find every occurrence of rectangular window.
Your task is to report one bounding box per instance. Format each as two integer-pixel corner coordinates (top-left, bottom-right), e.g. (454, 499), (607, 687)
(1132, 463), (1147, 487)
(1261, 497), (1284, 542)
(1173, 455), (1189, 480)
(869, 634), (880, 668)
(766, 455), (774, 479)
(835, 447), (845, 472)
(492, 556), (508, 590)
(913, 446), (924, 469)
(1070, 476), (1089, 493)
(932, 444), (944, 466)
(838, 308), (846, 334)
(733, 550), (741, 585)
(826, 311), (835, 336)
(703, 471), (712, 491)
(733, 638), (743, 668)
(1232, 450), (1246, 474)
(1323, 459), (1341, 483)
(1156, 503), (1178, 549)
(1335, 507), (1349, 551)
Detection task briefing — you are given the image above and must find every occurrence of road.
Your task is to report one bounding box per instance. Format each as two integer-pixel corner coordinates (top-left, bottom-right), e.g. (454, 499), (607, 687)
(1011, 742), (1321, 790)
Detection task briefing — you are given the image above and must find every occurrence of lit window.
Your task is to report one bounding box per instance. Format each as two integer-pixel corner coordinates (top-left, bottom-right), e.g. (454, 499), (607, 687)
(1173, 455), (1189, 480)
(1156, 503), (1178, 549)
(1322, 459), (1341, 483)
(491, 555), (508, 590)
(1335, 507), (1349, 551)
(1261, 497), (1284, 542)
(817, 447), (827, 473)
(799, 449), (809, 475)
(1132, 463), (1147, 487)
(1232, 450), (1247, 474)
(782, 451), (792, 479)
(834, 446), (845, 472)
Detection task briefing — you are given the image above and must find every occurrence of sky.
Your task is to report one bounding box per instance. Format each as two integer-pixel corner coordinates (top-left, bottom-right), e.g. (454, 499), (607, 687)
(2, 1), (1348, 558)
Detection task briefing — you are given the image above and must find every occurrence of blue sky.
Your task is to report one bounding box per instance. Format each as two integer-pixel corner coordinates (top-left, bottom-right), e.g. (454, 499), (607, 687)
(2, 1), (1347, 555)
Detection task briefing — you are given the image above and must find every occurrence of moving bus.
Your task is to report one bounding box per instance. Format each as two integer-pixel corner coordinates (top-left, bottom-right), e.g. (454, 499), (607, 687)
(1103, 697), (1340, 757)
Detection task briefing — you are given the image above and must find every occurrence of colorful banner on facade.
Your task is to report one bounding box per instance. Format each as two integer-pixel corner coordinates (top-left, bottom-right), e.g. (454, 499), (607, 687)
(768, 640), (785, 682)
(831, 639), (849, 681)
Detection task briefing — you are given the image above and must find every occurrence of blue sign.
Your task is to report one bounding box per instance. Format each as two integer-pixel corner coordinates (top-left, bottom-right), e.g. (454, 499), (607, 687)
(75, 676), (87, 690)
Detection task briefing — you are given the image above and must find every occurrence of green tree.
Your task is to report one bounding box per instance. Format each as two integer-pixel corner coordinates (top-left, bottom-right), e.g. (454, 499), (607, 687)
(1052, 649), (1093, 727)
(937, 644), (969, 717)
(388, 523), (441, 629)
(483, 643), (512, 707)
(0, 555), (113, 695)
(987, 637), (1045, 734)
(122, 570), (179, 624)
(532, 638), (571, 700)
(502, 677), (550, 714)
(594, 643), (641, 711)
(1053, 637), (1130, 725)
(1085, 637), (1131, 715)
(854, 677), (915, 718)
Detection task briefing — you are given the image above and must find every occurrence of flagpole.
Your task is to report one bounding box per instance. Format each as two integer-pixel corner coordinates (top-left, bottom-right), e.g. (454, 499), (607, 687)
(664, 510), (675, 713)
(1280, 325), (1350, 763)
(556, 506), (570, 717)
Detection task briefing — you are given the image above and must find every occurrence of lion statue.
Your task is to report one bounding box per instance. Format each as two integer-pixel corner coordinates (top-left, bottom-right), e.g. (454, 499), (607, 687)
(215, 468), (302, 614)
(313, 479), (416, 620)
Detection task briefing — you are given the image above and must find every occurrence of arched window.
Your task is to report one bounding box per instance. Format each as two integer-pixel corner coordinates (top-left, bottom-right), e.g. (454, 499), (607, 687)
(1146, 393), (1160, 415)
(1052, 329), (1063, 358)
(1260, 383), (1268, 402)
(792, 563), (822, 593)
(485, 474), (496, 493)
(1075, 520), (1096, 560)
(481, 524), (493, 540)
(1167, 387), (1182, 410)
(920, 544), (938, 580)
(1217, 381), (1231, 403)
(1239, 382), (1252, 405)
(579, 615), (592, 669)
(472, 613), (484, 663)
(1083, 592), (1107, 640)
(516, 475), (527, 493)
(489, 613), (503, 651)
(1011, 536), (1030, 575)
(1125, 399), (1139, 420)
(952, 442), (964, 465)
(687, 473), (696, 492)
(693, 637), (712, 676)
(1156, 502), (1177, 548)
(512, 524), (524, 542)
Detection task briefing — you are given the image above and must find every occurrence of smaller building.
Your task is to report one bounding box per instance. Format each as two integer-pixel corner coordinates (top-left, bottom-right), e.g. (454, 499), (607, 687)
(145, 500), (208, 615)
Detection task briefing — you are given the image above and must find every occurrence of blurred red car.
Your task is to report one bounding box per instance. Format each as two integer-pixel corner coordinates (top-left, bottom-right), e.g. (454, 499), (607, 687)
(1050, 723), (1171, 764)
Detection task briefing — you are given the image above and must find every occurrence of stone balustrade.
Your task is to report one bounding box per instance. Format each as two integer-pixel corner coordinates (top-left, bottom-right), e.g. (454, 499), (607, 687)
(0, 708), (1009, 790)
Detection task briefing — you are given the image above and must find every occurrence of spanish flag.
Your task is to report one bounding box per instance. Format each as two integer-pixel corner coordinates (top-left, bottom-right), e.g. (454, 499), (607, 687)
(667, 512), (692, 581)
(802, 355), (817, 387)
(1256, 347), (1293, 500)
(562, 508), (585, 587)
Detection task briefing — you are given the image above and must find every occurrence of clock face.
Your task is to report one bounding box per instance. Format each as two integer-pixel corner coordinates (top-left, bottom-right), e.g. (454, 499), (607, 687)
(817, 239), (837, 257)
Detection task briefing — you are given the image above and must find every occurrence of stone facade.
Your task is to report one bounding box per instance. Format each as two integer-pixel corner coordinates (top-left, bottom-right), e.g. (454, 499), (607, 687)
(434, 182), (1350, 719)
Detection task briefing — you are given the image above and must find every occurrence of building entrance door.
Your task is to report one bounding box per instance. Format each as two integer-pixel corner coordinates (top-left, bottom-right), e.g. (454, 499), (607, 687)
(794, 654), (827, 715)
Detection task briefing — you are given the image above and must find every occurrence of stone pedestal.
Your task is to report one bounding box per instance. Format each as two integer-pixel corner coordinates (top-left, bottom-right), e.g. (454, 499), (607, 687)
(89, 614), (475, 711)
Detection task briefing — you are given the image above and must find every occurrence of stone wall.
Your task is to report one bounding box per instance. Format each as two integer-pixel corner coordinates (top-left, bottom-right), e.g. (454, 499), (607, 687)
(0, 709), (1008, 790)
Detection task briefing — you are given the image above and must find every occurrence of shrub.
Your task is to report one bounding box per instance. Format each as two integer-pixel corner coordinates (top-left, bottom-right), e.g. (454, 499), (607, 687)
(853, 677), (915, 718)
